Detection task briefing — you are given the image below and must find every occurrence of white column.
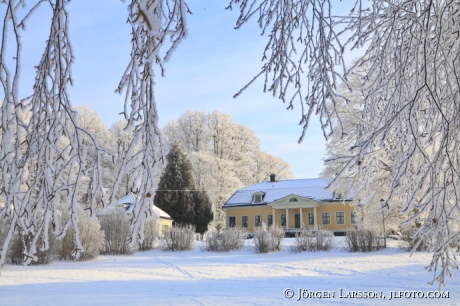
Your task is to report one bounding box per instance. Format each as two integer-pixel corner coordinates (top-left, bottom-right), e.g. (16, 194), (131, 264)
(272, 208), (275, 226)
(314, 207), (317, 228)
(286, 208), (289, 230)
(300, 208), (303, 228)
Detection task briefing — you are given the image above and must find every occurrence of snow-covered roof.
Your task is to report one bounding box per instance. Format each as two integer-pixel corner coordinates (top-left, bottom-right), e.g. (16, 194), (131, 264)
(111, 193), (137, 214)
(152, 205), (173, 220)
(101, 192), (172, 220)
(224, 178), (346, 207)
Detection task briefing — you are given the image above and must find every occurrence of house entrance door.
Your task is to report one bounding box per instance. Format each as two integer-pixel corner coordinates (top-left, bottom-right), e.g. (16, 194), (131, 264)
(294, 213), (300, 228)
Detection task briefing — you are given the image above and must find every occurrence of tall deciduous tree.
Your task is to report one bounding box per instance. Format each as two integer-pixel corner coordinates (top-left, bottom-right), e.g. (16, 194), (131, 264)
(154, 142), (213, 233)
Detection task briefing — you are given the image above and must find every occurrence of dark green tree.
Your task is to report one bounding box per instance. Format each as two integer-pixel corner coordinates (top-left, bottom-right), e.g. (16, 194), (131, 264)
(154, 142), (213, 234)
(193, 191), (213, 236)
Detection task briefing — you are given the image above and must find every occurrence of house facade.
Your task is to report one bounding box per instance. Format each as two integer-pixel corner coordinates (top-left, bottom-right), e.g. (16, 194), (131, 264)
(223, 175), (355, 235)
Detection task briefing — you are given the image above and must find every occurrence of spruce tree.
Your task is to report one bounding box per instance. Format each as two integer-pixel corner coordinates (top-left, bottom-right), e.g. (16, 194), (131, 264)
(154, 142), (213, 233)
(193, 191), (213, 236)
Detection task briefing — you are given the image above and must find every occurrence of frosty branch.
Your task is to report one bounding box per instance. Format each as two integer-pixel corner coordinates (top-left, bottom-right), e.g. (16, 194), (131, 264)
(112, 0), (189, 248)
(0, 0), (112, 267)
(231, 0), (460, 288)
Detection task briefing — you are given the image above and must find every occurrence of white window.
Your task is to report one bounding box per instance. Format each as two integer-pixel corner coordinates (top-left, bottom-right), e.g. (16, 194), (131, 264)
(241, 216), (249, 228)
(322, 212), (330, 225)
(267, 214), (273, 226)
(336, 212), (345, 225)
(229, 216), (236, 228)
(308, 212), (315, 226)
(255, 215), (262, 227)
(253, 194), (262, 203)
(281, 214), (286, 226)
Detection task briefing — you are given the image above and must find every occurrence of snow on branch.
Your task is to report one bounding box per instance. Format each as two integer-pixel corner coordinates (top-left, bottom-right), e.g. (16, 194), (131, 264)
(228, 0), (349, 142)
(0, 0), (112, 267)
(232, 0), (460, 287)
(112, 0), (189, 247)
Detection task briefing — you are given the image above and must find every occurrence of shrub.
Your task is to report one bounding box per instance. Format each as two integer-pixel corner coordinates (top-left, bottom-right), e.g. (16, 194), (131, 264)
(99, 207), (133, 255)
(203, 227), (245, 252)
(0, 219), (6, 244)
(77, 215), (105, 261)
(59, 207), (105, 261)
(399, 225), (429, 252)
(291, 228), (334, 252)
(8, 228), (58, 265)
(161, 224), (195, 251)
(138, 216), (160, 251)
(253, 224), (284, 253)
(345, 229), (383, 252)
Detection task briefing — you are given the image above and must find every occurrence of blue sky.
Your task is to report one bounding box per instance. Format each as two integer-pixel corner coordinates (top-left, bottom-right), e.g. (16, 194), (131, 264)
(5, 0), (357, 179)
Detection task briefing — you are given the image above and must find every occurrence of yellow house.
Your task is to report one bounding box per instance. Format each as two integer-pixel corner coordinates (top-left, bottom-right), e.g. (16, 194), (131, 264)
(152, 205), (174, 236)
(108, 193), (173, 236)
(223, 175), (356, 235)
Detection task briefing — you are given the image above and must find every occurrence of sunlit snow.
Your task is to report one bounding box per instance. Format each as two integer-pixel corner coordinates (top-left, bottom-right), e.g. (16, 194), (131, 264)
(0, 238), (458, 305)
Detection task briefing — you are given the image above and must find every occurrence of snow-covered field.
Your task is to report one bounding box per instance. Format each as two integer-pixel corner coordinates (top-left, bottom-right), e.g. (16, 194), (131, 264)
(0, 238), (458, 306)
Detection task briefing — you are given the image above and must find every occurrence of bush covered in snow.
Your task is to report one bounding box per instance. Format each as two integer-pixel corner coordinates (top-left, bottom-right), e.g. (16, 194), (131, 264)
(398, 225), (430, 252)
(99, 208), (133, 255)
(59, 207), (105, 262)
(291, 228), (334, 253)
(345, 229), (383, 252)
(8, 227), (58, 265)
(203, 228), (245, 252)
(0, 218), (7, 251)
(161, 224), (195, 251)
(138, 216), (160, 251)
(253, 224), (284, 253)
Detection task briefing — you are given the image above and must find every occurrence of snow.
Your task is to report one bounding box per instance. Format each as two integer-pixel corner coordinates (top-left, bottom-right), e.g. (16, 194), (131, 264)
(1, 238), (458, 305)
(225, 178), (342, 206)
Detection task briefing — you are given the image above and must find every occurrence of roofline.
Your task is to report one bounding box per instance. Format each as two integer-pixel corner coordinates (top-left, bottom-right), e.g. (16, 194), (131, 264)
(224, 198), (353, 208)
(223, 203), (268, 208)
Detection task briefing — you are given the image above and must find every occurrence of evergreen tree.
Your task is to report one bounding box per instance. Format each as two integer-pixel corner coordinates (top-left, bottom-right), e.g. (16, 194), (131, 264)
(193, 191), (213, 236)
(154, 143), (213, 233)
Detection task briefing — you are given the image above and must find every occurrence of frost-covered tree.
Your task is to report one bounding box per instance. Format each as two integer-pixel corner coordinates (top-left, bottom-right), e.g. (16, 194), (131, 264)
(0, 0), (189, 268)
(321, 65), (406, 233)
(0, 0), (110, 267)
(250, 150), (295, 184)
(108, 120), (138, 198)
(108, 0), (189, 249)
(74, 105), (113, 209)
(163, 111), (209, 153)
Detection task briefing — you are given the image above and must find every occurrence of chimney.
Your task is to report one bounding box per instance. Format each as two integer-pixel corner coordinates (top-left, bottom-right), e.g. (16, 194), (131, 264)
(269, 174), (276, 182)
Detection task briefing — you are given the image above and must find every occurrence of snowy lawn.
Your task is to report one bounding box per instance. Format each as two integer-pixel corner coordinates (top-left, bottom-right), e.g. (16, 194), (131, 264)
(0, 238), (458, 305)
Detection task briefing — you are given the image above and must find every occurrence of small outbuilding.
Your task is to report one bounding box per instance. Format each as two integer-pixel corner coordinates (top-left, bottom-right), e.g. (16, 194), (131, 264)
(108, 192), (173, 235)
